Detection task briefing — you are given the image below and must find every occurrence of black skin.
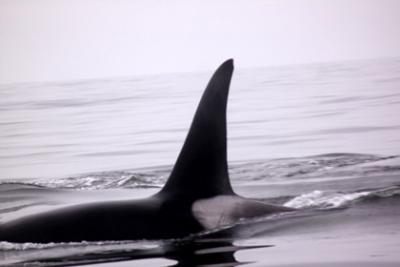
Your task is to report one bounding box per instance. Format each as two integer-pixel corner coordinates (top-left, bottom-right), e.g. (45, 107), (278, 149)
(0, 192), (203, 243)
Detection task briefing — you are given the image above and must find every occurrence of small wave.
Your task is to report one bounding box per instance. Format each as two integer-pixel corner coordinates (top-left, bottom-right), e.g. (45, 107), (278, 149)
(0, 241), (104, 251)
(283, 190), (369, 209)
(283, 185), (400, 209)
(230, 153), (398, 184)
(32, 173), (164, 190)
(1, 153), (398, 190)
(1, 169), (170, 190)
(0, 240), (162, 267)
(0, 240), (159, 251)
(364, 185), (400, 200)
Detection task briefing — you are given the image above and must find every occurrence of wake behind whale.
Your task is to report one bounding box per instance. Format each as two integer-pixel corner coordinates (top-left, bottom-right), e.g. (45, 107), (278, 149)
(0, 59), (293, 243)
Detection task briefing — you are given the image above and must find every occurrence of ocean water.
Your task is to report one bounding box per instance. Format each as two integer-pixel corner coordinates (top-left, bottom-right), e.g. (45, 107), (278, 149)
(1, 58), (400, 266)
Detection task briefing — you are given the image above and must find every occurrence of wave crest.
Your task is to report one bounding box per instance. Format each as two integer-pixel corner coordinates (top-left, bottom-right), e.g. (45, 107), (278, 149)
(284, 185), (400, 209)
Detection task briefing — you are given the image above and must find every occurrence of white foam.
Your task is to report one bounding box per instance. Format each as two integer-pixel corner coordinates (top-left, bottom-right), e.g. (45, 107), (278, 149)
(284, 190), (370, 209)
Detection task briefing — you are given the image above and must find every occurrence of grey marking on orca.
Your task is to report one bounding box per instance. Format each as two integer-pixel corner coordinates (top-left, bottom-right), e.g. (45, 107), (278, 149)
(192, 196), (292, 230)
(0, 59), (293, 243)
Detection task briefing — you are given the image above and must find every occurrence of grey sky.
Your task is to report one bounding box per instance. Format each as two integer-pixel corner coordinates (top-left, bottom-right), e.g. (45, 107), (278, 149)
(1, 0), (400, 83)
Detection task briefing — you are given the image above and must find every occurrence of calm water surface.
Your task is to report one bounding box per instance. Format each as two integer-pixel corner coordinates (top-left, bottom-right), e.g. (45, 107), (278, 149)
(0, 58), (400, 266)
(1, 58), (400, 179)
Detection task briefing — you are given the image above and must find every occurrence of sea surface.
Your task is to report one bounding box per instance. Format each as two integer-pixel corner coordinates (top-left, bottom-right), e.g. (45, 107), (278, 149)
(1, 58), (400, 266)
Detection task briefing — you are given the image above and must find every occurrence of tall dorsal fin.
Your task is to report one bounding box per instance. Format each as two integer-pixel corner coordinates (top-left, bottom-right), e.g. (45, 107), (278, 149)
(160, 59), (235, 198)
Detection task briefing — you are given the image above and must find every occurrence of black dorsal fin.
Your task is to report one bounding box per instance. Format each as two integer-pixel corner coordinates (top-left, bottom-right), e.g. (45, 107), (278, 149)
(160, 59), (235, 198)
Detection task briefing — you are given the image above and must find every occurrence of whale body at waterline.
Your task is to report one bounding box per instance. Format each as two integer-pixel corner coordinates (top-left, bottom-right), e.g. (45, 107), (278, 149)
(0, 59), (293, 243)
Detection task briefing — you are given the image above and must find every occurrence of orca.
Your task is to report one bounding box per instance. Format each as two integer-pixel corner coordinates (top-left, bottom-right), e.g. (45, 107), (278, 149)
(0, 59), (293, 243)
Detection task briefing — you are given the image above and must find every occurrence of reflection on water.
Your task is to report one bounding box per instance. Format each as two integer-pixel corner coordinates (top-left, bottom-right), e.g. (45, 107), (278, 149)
(167, 239), (271, 267)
